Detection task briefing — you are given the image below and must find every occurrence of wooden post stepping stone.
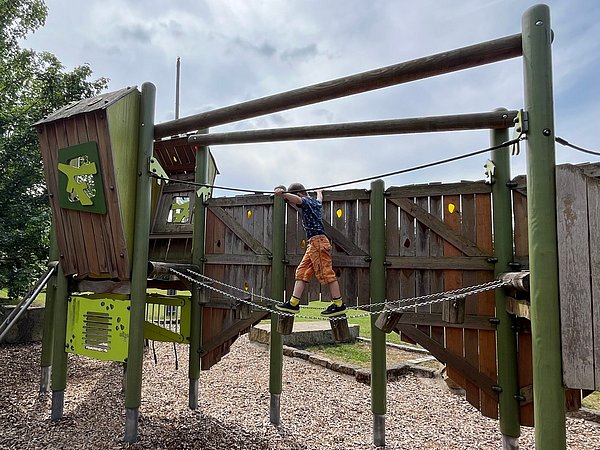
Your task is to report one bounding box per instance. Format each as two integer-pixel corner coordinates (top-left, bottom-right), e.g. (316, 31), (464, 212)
(374, 308), (404, 333)
(442, 295), (465, 324)
(237, 292), (252, 319)
(330, 315), (352, 342)
(276, 314), (295, 335)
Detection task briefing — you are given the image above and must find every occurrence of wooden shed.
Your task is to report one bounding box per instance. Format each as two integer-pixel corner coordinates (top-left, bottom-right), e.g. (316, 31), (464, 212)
(35, 87), (141, 280)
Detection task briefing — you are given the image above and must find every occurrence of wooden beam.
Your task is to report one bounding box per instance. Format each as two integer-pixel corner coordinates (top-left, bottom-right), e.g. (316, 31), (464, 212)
(209, 206), (271, 255)
(387, 256), (493, 270)
(397, 312), (496, 330)
(187, 111), (518, 145)
(386, 181), (491, 198)
(391, 197), (488, 256)
(154, 34), (522, 138)
(396, 323), (498, 398)
(199, 311), (269, 357)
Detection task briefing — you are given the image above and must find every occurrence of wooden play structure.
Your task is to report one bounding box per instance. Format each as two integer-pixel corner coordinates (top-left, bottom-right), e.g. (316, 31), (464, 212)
(30, 5), (599, 449)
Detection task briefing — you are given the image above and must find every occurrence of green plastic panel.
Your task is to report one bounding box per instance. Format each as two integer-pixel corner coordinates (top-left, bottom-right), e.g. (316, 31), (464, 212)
(57, 141), (107, 214)
(66, 295), (130, 362)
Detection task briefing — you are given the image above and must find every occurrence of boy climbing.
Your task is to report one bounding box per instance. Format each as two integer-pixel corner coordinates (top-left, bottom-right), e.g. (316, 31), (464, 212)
(274, 183), (346, 317)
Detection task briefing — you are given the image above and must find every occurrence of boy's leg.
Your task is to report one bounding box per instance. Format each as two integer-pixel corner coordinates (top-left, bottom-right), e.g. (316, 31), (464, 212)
(276, 280), (306, 312)
(321, 279), (346, 316)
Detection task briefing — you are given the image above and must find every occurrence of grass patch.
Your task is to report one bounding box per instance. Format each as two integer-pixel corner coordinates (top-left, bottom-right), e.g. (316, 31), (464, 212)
(0, 288), (46, 307)
(306, 342), (373, 368)
(583, 391), (600, 411)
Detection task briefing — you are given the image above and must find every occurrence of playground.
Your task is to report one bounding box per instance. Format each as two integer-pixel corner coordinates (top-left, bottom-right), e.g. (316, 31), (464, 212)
(2, 4), (600, 449)
(1, 338), (598, 450)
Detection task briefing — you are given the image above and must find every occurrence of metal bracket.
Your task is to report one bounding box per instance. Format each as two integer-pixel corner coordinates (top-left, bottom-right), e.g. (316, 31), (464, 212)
(510, 109), (529, 155)
(514, 109), (529, 135)
(149, 157), (168, 183)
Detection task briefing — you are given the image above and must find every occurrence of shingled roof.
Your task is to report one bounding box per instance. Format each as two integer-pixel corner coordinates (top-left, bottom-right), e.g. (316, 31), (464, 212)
(34, 86), (137, 126)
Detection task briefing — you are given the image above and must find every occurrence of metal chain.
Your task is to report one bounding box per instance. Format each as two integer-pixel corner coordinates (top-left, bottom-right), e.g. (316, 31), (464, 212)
(170, 268), (509, 322)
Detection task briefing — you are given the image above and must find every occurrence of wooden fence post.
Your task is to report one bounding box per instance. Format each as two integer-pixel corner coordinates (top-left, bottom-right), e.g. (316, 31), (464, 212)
(491, 119), (521, 447)
(269, 192), (286, 425)
(522, 5), (566, 449)
(124, 82), (155, 443)
(370, 179), (387, 447)
(189, 130), (209, 410)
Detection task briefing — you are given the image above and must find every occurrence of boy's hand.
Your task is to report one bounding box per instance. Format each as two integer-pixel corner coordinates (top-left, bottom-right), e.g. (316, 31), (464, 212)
(274, 187), (285, 196)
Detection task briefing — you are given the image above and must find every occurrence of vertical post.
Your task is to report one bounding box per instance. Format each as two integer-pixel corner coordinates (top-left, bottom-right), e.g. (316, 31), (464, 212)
(40, 224), (59, 392)
(49, 262), (68, 420)
(370, 179), (386, 447)
(522, 5), (566, 449)
(124, 82), (156, 443)
(189, 132), (209, 409)
(491, 118), (521, 448)
(269, 191), (286, 425)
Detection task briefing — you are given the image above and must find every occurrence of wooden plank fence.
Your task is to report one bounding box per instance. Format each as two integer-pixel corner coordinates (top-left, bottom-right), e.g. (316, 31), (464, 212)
(148, 165), (600, 421)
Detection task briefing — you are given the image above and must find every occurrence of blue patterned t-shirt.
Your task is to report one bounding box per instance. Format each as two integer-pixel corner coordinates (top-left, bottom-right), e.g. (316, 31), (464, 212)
(300, 196), (325, 239)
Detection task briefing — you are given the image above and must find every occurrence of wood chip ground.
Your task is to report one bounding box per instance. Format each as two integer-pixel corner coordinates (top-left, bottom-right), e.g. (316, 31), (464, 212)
(1, 337), (599, 449)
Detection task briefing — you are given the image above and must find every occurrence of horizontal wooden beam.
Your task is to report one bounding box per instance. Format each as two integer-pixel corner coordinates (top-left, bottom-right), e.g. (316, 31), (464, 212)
(187, 111), (518, 145)
(397, 323), (498, 398)
(387, 256), (494, 270)
(154, 34), (522, 138)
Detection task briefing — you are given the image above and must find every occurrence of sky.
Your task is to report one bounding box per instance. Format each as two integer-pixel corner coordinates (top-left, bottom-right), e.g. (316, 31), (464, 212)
(21, 0), (600, 196)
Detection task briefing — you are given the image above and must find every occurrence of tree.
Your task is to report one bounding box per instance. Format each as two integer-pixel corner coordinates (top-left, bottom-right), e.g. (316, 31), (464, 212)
(0, 0), (108, 300)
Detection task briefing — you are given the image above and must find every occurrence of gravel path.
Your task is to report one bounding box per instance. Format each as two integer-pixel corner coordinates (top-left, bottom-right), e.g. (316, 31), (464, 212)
(1, 337), (599, 449)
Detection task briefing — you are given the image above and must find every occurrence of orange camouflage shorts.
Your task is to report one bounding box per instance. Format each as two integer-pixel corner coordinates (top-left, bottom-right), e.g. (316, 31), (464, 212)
(295, 235), (337, 284)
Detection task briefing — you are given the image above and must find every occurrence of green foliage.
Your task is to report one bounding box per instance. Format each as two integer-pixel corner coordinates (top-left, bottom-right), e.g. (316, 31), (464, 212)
(0, 0), (108, 300)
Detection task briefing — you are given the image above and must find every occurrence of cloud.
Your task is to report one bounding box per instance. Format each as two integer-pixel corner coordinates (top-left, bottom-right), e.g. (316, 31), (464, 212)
(21, 0), (600, 196)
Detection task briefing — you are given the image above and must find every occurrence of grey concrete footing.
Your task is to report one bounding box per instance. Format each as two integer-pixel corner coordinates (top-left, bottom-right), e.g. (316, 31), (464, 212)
(189, 379), (199, 410)
(39, 366), (51, 393)
(51, 390), (64, 421)
(124, 408), (139, 443)
(250, 321), (359, 347)
(373, 414), (385, 447)
(270, 393), (281, 426)
(502, 434), (519, 450)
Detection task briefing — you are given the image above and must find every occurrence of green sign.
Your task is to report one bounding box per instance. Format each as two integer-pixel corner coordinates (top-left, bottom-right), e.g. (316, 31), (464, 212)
(57, 141), (107, 214)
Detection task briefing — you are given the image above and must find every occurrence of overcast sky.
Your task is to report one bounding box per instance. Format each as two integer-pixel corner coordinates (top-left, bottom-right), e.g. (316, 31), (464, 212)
(21, 0), (600, 196)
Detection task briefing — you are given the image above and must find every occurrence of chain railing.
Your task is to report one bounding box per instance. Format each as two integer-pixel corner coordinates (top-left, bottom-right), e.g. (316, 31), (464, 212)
(170, 268), (509, 323)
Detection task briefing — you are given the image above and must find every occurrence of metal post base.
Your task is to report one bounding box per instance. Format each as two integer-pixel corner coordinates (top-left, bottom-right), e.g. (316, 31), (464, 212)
(270, 393), (280, 426)
(124, 408), (139, 443)
(39, 366), (51, 393)
(373, 414), (385, 448)
(51, 390), (64, 421)
(189, 379), (199, 410)
(502, 434), (519, 450)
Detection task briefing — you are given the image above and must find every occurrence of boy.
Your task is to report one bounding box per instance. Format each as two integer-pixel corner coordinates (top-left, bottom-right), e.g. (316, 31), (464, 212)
(274, 183), (346, 317)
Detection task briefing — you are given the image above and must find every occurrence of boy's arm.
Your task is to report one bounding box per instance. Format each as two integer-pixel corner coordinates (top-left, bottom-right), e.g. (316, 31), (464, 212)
(316, 189), (323, 202)
(274, 187), (303, 205)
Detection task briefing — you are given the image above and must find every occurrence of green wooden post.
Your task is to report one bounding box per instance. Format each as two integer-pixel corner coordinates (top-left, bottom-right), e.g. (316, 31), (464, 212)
(124, 82), (156, 443)
(370, 179), (386, 447)
(189, 135), (209, 409)
(49, 261), (68, 420)
(269, 192), (286, 425)
(522, 5), (566, 449)
(490, 119), (521, 448)
(40, 224), (59, 392)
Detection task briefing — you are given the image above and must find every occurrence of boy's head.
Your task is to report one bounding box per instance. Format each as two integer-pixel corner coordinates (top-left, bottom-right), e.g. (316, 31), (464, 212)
(287, 182), (307, 196)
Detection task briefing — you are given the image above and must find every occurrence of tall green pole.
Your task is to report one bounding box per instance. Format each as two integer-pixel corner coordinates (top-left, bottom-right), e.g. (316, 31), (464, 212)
(490, 119), (521, 448)
(40, 224), (59, 392)
(269, 192), (286, 425)
(370, 179), (386, 447)
(124, 82), (156, 443)
(189, 135), (209, 409)
(522, 5), (566, 449)
(49, 261), (68, 420)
